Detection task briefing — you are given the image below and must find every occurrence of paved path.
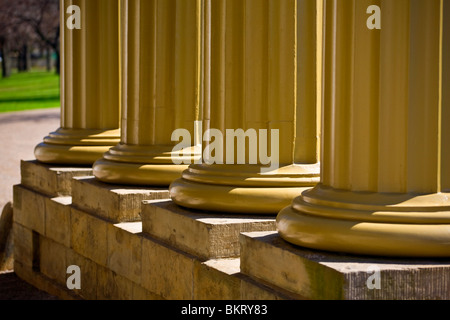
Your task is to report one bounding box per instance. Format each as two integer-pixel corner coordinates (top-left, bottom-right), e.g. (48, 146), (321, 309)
(0, 108), (60, 300)
(0, 108), (60, 211)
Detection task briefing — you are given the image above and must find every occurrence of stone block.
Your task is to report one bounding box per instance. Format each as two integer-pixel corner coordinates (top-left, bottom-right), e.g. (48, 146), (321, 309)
(132, 283), (165, 300)
(141, 235), (196, 300)
(66, 249), (98, 300)
(96, 264), (134, 300)
(39, 236), (68, 285)
(240, 231), (450, 300)
(141, 200), (276, 260)
(13, 222), (35, 269)
(107, 222), (142, 283)
(45, 196), (71, 247)
(20, 160), (92, 197)
(193, 257), (293, 300)
(240, 278), (293, 300)
(70, 208), (108, 267)
(14, 260), (79, 300)
(71, 177), (170, 222)
(193, 258), (241, 300)
(13, 185), (45, 234)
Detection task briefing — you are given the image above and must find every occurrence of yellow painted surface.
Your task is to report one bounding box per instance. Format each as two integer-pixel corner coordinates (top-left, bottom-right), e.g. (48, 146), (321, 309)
(278, 0), (450, 257)
(93, 0), (202, 186)
(32, 0), (450, 256)
(170, 0), (322, 214)
(35, 0), (121, 165)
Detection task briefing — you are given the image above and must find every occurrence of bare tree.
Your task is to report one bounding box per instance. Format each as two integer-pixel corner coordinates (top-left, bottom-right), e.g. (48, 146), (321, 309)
(0, 0), (60, 77)
(0, 35), (12, 78)
(0, 0), (16, 77)
(13, 0), (60, 74)
(11, 21), (35, 72)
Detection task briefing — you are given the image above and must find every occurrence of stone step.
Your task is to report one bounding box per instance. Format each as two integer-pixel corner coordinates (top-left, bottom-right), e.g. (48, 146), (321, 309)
(71, 176), (170, 222)
(240, 231), (450, 300)
(141, 199), (276, 260)
(20, 160), (93, 197)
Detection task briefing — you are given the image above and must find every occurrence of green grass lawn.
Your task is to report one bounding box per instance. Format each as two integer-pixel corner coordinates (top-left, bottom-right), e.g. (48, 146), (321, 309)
(0, 69), (60, 113)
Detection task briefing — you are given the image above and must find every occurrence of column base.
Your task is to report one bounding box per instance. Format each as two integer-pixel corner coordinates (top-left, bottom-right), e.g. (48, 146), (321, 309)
(170, 163), (320, 214)
(93, 144), (200, 186)
(277, 184), (450, 257)
(34, 128), (120, 165)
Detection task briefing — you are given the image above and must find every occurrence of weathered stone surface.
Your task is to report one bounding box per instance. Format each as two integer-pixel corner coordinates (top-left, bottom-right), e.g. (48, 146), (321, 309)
(13, 222), (35, 269)
(132, 283), (164, 300)
(107, 222), (142, 283)
(20, 160), (92, 197)
(96, 264), (134, 300)
(13, 185), (45, 234)
(141, 200), (276, 260)
(45, 196), (71, 247)
(0, 202), (14, 271)
(14, 260), (79, 300)
(141, 235), (196, 300)
(39, 236), (68, 285)
(72, 177), (170, 222)
(194, 258), (293, 300)
(240, 277), (293, 300)
(70, 208), (108, 267)
(13, 186), (72, 248)
(194, 258), (241, 300)
(66, 249), (98, 299)
(240, 231), (450, 300)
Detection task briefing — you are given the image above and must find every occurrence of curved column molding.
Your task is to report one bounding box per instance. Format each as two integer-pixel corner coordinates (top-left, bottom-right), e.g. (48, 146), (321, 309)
(169, 0), (322, 214)
(93, 0), (202, 186)
(278, 0), (450, 257)
(35, 0), (121, 165)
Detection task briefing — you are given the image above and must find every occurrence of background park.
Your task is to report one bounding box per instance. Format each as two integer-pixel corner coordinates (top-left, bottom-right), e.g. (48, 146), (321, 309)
(0, 0), (61, 299)
(0, 0), (60, 112)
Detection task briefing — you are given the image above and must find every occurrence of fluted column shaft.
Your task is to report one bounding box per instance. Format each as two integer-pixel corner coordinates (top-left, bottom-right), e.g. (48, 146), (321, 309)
(35, 0), (121, 165)
(169, 0), (322, 214)
(93, 0), (202, 186)
(278, 0), (450, 257)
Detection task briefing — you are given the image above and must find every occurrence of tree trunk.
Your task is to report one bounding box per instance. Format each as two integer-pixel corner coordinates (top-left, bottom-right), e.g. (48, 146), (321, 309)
(18, 46), (25, 71)
(0, 37), (12, 78)
(55, 48), (60, 75)
(25, 43), (31, 71)
(46, 46), (52, 71)
(54, 25), (60, 75)
(18, 43), (31, 72)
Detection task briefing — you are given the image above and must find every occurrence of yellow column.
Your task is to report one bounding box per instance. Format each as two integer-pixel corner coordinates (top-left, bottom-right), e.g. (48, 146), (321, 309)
(35, 0), (121, 165)
(169, 0), (322, 214)
(278, 0), (450, 257)
(93, 0), (201, 186)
